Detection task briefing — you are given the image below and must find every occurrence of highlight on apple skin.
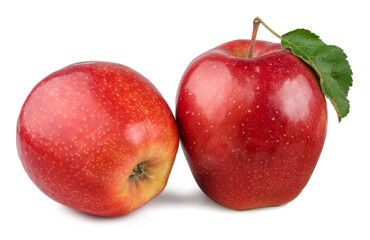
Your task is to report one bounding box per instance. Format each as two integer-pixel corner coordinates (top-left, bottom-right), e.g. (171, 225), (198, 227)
(176, 40), (327, 210)
(16, 61), (179, 217)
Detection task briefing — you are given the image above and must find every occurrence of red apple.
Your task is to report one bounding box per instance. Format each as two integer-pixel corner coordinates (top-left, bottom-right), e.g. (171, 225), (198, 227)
(17, 61), (179, 217)
(176, 40), (327, 210)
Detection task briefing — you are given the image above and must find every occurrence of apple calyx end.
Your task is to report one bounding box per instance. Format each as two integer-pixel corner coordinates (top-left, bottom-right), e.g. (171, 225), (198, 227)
(129, 162), (149, 181)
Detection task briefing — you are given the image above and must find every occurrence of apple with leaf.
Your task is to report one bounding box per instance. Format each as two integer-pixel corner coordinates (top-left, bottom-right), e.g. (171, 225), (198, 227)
(176, 17), (353, 210)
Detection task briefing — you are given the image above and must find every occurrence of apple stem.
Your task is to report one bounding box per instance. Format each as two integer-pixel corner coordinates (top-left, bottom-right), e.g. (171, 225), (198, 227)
(248, 18), (261, 58)
(248, 17), (283, 58)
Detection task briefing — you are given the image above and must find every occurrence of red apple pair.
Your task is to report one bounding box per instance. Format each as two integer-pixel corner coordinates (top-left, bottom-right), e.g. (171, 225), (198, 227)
(17, 21), (343, 216)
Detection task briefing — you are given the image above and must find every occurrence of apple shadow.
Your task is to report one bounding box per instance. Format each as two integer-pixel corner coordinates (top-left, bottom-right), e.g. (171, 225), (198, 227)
(58, 205), (136, 222)
(147, 189), (225, 210)
(59, 189), (285, 220)
(59, 189), (228, 220)
(149, 189), (287, 213)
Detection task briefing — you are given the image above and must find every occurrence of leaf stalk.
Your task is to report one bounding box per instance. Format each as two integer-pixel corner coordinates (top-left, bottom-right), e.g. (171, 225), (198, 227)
(255, 17), (283, 40)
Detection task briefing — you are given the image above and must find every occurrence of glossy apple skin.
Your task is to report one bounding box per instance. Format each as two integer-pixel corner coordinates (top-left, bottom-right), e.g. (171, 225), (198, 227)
(176, 40), (327, 210)
(17, 61), (179, 217)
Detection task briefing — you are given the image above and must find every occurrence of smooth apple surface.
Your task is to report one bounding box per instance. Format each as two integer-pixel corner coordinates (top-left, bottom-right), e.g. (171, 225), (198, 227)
(176, 40), (327, 210)
(17, 61), (179, 216)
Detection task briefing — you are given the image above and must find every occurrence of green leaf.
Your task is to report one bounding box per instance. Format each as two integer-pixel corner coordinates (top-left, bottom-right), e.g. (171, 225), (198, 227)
(281, 29), (353, 121)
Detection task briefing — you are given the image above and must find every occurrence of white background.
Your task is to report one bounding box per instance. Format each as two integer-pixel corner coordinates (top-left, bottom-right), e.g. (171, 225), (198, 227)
(1, 0), (369, 239)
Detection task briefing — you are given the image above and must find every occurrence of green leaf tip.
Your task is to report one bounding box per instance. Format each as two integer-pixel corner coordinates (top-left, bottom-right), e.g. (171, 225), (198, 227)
(281, 28), (353, 121)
